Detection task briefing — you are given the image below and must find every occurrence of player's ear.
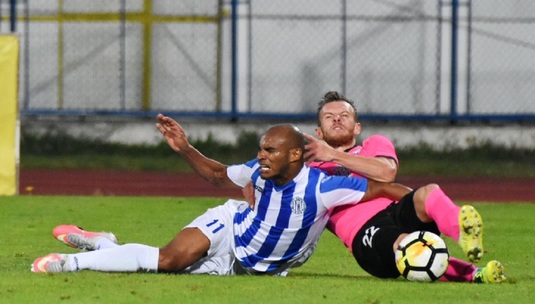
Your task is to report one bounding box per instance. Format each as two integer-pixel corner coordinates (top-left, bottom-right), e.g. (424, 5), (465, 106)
(289, 148), (303, 163)
(315, 127), (323, 139)
(353, 122), (362, 136)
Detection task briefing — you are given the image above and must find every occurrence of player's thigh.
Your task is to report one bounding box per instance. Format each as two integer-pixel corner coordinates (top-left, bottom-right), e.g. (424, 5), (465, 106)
(391, 192), (440, 234)
(158, 200), (238, 271)
(352, 210), (403, 279)
(183, 199), (244, 257)
(159, 227), (211, 271)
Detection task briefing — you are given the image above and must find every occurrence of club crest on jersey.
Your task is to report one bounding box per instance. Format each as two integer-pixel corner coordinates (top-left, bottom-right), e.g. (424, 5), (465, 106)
(291, 197), (306, 214)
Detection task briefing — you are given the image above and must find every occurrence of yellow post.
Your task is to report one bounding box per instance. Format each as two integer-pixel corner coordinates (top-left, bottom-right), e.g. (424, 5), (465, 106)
(0, 35), (20, 195)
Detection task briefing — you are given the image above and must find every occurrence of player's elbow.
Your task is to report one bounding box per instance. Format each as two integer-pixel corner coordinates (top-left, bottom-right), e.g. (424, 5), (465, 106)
(206, 175), (228, 187)
(206, 170), (235, 188)
(382, 166), (397, 182)
(372, 166), (397, 183)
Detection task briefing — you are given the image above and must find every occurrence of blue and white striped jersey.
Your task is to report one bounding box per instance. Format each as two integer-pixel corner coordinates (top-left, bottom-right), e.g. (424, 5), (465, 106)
(227, 159), (368, 274)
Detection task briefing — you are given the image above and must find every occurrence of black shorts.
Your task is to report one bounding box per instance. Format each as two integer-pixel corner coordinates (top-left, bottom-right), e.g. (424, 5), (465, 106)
(351, 190), (440, 279)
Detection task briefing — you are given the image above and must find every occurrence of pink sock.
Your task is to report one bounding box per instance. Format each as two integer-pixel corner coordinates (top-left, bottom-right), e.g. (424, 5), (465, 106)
(424, 187), (461, 241)
(438, 257), (477, 282)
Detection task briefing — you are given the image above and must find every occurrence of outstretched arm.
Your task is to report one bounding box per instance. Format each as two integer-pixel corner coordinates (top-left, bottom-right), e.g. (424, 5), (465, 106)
(156, 113), (237, 188)
(303, 133), (397, 182)
(361, 179), (412, 202)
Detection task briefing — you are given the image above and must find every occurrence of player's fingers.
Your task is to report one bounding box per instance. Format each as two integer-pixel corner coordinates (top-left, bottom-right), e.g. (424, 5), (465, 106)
(303, 133), (316, 142)
(304, 141), (317, 153)
(156, 114), (175, 127)
(156, 113), (167, 123)
(155, 123), (169, 136)
(303, 149), (314, 161)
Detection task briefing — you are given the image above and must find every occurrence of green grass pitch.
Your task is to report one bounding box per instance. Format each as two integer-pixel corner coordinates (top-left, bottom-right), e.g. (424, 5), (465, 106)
(0, 196), (533, 303)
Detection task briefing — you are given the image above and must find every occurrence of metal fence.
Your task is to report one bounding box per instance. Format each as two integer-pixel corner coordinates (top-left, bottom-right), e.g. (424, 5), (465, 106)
(1, 0), (534, 122)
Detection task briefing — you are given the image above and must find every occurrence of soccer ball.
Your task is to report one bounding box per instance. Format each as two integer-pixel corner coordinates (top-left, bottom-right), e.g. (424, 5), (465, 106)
(395, 230), (449, 282)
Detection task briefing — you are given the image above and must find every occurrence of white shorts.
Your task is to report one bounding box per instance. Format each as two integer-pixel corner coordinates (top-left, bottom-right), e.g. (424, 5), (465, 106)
(180, 199), (250, 275)
(180, 199), (308, 276)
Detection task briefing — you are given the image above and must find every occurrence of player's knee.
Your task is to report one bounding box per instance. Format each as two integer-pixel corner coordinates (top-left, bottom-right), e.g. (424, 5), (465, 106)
(426, 183), (440, 191)
(415, 183), (440, 202)
(158, 246), (205, 272)
(158, 248), (179, 271)
(413, 184), (440, 222)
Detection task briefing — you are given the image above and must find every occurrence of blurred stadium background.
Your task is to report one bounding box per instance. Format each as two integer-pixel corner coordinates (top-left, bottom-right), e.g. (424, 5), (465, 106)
(1, 0), (534, 148)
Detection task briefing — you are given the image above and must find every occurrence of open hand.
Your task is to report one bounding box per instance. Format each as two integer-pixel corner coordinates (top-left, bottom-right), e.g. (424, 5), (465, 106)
(156, 113), (190, 153)
(303, 133), (335, 162)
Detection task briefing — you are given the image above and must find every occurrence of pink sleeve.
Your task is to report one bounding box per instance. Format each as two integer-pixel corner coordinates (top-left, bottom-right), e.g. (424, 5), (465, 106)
(358, 134), (398, 164)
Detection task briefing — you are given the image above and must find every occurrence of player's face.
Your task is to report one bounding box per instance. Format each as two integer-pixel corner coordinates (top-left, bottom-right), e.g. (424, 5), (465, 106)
(316, 101), (360, 147)
(256, 132), (293, 186)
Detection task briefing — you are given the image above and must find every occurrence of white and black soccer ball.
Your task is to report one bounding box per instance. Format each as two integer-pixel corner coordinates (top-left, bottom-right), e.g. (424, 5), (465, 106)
(395, 230), (449, 282)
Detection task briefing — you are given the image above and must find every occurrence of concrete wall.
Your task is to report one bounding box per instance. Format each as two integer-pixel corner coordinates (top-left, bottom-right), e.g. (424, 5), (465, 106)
(21, 117), (535, 150)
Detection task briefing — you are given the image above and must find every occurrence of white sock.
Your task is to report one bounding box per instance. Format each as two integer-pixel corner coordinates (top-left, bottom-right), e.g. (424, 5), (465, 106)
(68, 244), (159, 272)
(95, 237), (119, 250)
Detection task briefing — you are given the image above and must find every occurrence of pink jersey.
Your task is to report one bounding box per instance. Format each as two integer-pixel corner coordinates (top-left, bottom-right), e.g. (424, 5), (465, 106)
(308, 134), (398, 251)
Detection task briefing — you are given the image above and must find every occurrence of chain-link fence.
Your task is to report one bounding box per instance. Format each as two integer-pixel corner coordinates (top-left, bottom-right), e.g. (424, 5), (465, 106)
(6, 0), (222, 114)
(246, 0), (442, 116)
(468, 0), (535, 116)
(1, 0), (534, 121)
